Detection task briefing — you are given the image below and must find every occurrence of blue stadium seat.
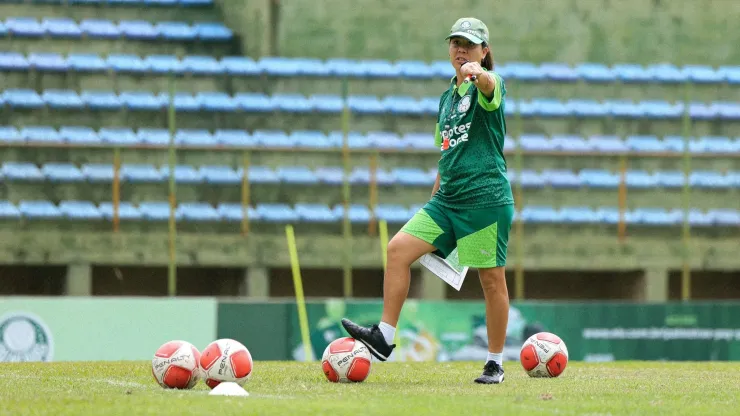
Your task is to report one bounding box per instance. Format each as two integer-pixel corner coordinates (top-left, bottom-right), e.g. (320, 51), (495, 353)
(256, 203), (298, 222)
(382, 96), (424, 115)
(710, 209), (740, 226)
(521, 206), (561, 223)
(639, 100), (684, 119)
(175, 129), (216, 146)
(28, 52), (68, 72)
(362, 60), (400, 78)
(699, 136), (735, 153)
(180, 0), (215, 6)
(247, 166), (280, 184)
(612, 63), (652, 83)
(200, 165), (241, 185)
(560, 206), (599, 224)
(575, 63), (616, 82)
(368, 132), (405, 149)
(393, 167), (433, 186)
(348, 95), (386, 114)
(120, 91), (164, 111)
(82, 164), (114, 182)
(543, 169), (581, 188)
(682, 65), (723, 83)
(42, 163), (85, 182)
(349, 167), (394, 185)
(589, 135), (629, 153)
(551, 135), (593, 152)
(626, 135), (664, 153)
(82, 90), (122, 110)
(259, 57), (300, 76)
(2, 162), (43, 181)
(714, 102), (740, 120)
(430, 60), (455, 79)
(654, 170), (684, 188)
(579, 169), (620, 188)
(532, 99), (571, 117)
(271, 93), (313, 113)
(660, 136), (687, 153)
(635, 208), (683, 226)
(193, 22), (232, 41)
(138, 201), (176, 221)
(3, 89), (44, 108)
(295, 203), (337, 223)
(60, 126), (101, 144)
(625, 170), (657, 188)
(5, 17), (45, 38)
(159, 92), (200, 112)
(19, 200), (62, 219)
(145, 55), (184, 73)
(419, 97), (440, 115)
(276, 166), (318, 185)
(290, 130), (332, 148)
(253, 129), (295, 148)
(607, 100), (643, 118)
(0, 21), (7, 38)
(516, 170), (546, 188)
(59, 201), (102, 220)
(309, 94), (344, 113)
(107, 54), (149, 73)
(220, 56), (259, 76)
(98, 202), (143, 221)
(404, 133), (436, 150)
(217, 203), (259, 222)
(689, 102), (718, 120)
(0, 126), (22, 143)
(121, 164), (164, 182)
(119, 20), (160, 40)
(331, 204), (371, 223)
(595, 207), (621, 224)
(99, 127), (140, 145)
(80, 19), (121, 39)
(183, 55), (223, 75)
(235, 93), (275, 112)
(324, 58), (363, 77)
(177, 202), (220, 221)
(646, 63), (687, 83)
(43, 18), (82, 38)
(22, 126), (61, 143)
(67, 53), (107, 72)
(137, 128), (171, 145)
(505, 62), (545, 81)
(519, 134), (556, 152)
(395, 60), (435, 79)
(42, 90), (84, 110)
(375, 204), (412, 223)
(214, 129), (256, 147)
(540, 63), (578, 82)
(689, 171), (732, 188)
(688, 209), (713, 226)
(159, 165), (203, 184)
(0, 52), (29, 71)
(314, 167), (344, 185)
(719, 66), (740, 85)
(567, 100), (609, 117)
(0, 201), (21, 219)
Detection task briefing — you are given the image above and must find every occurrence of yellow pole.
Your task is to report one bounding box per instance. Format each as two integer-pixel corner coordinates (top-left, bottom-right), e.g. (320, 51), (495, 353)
(285, 224), (313, 361)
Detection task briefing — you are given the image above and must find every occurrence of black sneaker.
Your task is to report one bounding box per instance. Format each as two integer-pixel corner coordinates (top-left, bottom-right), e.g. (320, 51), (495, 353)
(474, 360), (505, 384)
(341, 318), (395, 361)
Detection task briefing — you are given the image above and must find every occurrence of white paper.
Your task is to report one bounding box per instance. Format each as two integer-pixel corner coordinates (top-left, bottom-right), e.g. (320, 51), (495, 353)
(419, 248), (468, 291)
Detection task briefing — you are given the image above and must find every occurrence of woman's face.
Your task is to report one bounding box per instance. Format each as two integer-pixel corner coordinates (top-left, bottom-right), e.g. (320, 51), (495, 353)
(448, 37), (487, 69)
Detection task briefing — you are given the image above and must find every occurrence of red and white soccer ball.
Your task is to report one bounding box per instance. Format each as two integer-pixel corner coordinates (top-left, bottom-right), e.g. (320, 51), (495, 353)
(151, 340), (202, 389)
(199, 338), (253, 389)
(321, 337), (373, 383)
(520, 332), (569, 378)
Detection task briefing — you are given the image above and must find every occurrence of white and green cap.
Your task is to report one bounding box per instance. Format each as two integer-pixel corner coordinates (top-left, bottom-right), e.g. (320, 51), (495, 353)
(445, 17), (489, 45)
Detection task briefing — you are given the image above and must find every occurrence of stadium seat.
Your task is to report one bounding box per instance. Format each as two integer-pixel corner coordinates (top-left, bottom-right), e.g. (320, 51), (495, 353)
(108, 54), (149, 73)
(540, 63), (578, 82)
(43, 90), (84, 110)
(271, 93), (313, 113)
(42, 18), (82, 38)
(175, 129), (217, 146)
(214, 130), (257, 147)
(560, 206), (599, 224)
(654, 171), (685, 188)
(119, 20), (159, 40)
(217, 203), (259, 222)
(2, 162), (44, 181)
(138, 201), (176, 221)
(575, 63), (616, 82)
(256, 203), (298, 222)
(505, 62), (545, 81)
(521, 206), (561, 223)
(156, 21), (196, 41)
(67, 54), (107, 72)
(247, 166), (280, 184)
(193, 22), (233, 41)
(516, 170), (546, 188)
(349, 167), (395, 185)
(551, 135), (593, 152)
(98, 202), (143, 221)
(314, 167), (344, 185)
(374, 204), (412, 223)
(121, 164), (164, 182)
(253, 130), (295, 148)
(395, 60), (435, 79)
(543, 169), (581, 188)
(295, 203), (337, 223)
(0, 201), (21, 219)
(612, 64), (652, 83)
(290, 130), (333, 148)
(82, 91), (122, 110)
(710, 209), (740, 226)
(99, 127), (140, 145)
(235, 93), (275, 112)
(59, 201), (102, 220)
(5, 17), (45, 38)
(0, 52), (29, 71)
(62, 127), (101, 146)
(519, 135), (556, 152)
(3, 89), (44, 108)
(347, 96), (386, 114)
(221, 56), (260, 75)
(625, 170), (657, 188)
(689, 171), (732, 188)
(42, 163), (85, 182)
(0, 126), (23, 143)
(145, 55), (184, 73)
(159, 165), (203, 184)
(183, 56), (223, 75)
(18, 200), (62, 219)
(22, 126), (62, 143)
(683, 65), (723, 83)
(393, 167), (433, 186)
(276, 166), (319, 185)
(646, 63), (687, 83)
(177, 202), (220, 221)
(82, 164), (114, 182)
(579, 169), (620, 188)
(80, 19), (121, 39)
(160, 92), (201, 112)
(138, 128), (171, 146)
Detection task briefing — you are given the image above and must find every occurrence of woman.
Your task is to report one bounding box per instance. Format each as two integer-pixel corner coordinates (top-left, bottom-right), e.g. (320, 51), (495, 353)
(341, 17), (514, 384)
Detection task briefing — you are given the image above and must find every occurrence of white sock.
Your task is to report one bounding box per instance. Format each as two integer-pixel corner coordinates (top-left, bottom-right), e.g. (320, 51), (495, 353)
(378, 321), (396, 345)
(487, 352), (503, 366)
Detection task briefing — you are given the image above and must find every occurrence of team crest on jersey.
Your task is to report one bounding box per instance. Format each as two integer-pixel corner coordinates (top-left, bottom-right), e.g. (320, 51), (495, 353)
(457, 95), (471, 113)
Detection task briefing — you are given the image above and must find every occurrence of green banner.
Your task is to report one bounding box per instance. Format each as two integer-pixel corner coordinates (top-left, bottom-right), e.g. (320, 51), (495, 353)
(0, 297), (218, 362)
(284, 300), (740, 362)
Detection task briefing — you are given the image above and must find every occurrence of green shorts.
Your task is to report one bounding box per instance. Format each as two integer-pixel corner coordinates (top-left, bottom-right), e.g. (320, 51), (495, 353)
(401, 199), (514, 268)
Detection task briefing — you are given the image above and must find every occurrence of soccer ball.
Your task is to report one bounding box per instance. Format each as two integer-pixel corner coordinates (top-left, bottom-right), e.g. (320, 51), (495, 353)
(321, 337), (372, 383)
(151, 340), (202, 389)
(520, 332), (569, 378)
(200, 338), (253, 389)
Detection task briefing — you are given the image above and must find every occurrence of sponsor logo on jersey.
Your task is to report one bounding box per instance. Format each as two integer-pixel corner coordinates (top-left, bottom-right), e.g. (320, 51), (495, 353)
(441, 122), (472, 150)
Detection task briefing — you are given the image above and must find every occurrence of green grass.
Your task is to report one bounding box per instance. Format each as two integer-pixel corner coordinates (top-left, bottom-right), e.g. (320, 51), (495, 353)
(0, 361), (736, 415)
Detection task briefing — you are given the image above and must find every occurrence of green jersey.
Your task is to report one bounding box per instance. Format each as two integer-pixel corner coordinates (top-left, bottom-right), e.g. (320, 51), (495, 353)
(432, 71), (514, 209)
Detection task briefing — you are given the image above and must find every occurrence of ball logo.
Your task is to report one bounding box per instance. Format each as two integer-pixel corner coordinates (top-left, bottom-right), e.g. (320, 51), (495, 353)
(0, 312), (54, 362)
(457, 96), (471, 113)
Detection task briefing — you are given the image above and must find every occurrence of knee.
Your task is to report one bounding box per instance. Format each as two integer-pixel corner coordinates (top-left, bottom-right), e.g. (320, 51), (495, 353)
(479, 268), (508, 297)
(387, 236), (413, 267)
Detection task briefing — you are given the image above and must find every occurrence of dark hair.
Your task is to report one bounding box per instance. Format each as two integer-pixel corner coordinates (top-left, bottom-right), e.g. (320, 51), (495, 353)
(481, 42), (494, 70)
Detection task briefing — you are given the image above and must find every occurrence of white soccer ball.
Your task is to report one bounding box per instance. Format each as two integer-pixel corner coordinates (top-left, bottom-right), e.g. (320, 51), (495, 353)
(151, 340), (202, 389)
(200, 338), (254, 389)
(321, 337), (373, 383)
(519, 332), (569, 378)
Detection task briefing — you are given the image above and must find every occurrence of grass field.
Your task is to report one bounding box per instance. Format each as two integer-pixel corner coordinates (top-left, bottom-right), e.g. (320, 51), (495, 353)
(1, 361), (736, 415)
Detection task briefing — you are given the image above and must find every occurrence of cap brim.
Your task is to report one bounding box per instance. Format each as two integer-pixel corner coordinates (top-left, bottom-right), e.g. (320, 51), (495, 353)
(445, 31), (484, 44)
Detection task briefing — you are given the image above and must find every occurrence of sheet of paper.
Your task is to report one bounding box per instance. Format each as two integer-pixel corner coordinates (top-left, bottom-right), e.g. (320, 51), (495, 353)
(419, 248), (468, 291)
